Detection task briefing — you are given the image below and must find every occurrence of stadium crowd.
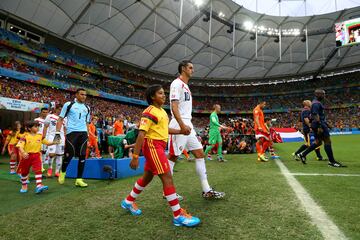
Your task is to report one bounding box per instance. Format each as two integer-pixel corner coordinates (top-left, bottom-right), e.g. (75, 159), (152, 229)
(1, 78), (358, 131)
(0, 50), (358, 112)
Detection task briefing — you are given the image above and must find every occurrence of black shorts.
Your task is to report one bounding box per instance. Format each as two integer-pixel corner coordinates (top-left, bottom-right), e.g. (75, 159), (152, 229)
(312, 124), (330, 140)
(65, 131), (88, 157)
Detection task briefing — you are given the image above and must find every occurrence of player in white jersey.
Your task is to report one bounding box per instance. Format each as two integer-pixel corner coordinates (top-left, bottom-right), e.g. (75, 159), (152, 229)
(168, 60), (225, 199)
(34, 107), (49, 169)
(43, 105), (66, 177)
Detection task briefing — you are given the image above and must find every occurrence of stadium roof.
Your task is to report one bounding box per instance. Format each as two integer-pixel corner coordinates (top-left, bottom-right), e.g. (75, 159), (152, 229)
(232, 0), (360, 17)
(1, 0), (360, 80)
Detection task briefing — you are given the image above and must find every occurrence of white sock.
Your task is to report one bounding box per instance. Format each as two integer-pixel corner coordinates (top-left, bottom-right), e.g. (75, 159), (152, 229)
(55, 156), (62, 173)
(48, 156), (55, 169)
(168, 160), (175, 175)
(42, 154), (48, 164)
(195, 158), (211, 193)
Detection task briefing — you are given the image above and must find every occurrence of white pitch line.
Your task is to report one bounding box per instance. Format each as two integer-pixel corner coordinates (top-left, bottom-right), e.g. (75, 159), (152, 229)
(275, 159), (347, 240)
(291, 173), (360, 177)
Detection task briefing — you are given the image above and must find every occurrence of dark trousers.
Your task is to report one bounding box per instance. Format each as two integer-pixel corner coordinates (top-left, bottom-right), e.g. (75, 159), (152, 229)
(62, 131), (88, 178)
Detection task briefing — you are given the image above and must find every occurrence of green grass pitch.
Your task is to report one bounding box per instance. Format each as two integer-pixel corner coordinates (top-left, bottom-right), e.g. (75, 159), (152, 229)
(0, 135), (359, 240)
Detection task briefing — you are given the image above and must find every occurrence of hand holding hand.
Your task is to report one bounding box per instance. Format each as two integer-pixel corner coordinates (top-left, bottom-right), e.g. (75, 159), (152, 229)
(130, 155), (139, 170)
(180, 125), (191, 135)
(22, 152), (29, 159)
(53, 132), (61, 143)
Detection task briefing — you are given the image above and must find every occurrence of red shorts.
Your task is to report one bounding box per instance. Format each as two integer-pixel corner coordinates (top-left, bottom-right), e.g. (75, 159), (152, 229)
(255, 130), (270, 141)
(8, 144), (19, 155)
(17, 153), (42, 175)
(143, 139), (169, 175)
(8, 144), (20, 159)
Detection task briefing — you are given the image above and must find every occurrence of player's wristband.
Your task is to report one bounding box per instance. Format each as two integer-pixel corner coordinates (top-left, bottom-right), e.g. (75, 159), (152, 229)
(133, 154), (139, 159)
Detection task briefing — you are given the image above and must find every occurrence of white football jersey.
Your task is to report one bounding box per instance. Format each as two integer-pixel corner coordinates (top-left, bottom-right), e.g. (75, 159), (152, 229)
(169, 78), (192, 120)
(44, 114), (65, 138)
(34, 117), (46, 135)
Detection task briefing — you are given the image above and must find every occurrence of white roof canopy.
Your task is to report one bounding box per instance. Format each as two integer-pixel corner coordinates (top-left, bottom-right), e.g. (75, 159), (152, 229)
(1, 0), (360, 80)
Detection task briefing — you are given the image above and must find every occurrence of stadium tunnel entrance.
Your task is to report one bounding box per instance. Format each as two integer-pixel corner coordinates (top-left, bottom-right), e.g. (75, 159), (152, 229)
(0, 109), (37, 130)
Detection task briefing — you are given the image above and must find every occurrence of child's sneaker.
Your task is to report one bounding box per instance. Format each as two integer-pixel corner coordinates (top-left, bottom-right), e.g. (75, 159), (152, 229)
(121, 200), (142, 216)
(173, 209), (201, 227)
(55, 172), (60, 177)
(20, 185), (28, 193)
(35, 185), (48, 194)
(10, 171), (16, 175)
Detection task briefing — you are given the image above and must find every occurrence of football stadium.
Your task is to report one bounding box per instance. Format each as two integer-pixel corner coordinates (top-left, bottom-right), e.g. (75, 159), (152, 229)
(0, 0), (359, 239)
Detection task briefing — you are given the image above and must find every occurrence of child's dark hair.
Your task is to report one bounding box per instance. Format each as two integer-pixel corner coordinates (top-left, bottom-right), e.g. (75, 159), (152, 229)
(20, 122), (26, 134)
(25, 120), (40, 129)
(145, 84), (163, 105)
(10, 121), (21, 136)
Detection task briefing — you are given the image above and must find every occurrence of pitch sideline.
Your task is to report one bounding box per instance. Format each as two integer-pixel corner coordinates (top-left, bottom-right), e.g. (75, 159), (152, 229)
(275, 159), (347, 240)
(290, 173), (360, 177)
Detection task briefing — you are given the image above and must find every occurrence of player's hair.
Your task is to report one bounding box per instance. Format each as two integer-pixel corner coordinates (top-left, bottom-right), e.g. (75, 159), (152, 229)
(10, 121), (21, 135)
(303, 100), (311, 107)
(213, 103), (221, 110)
(315, 89), (325, 94)
(76, 88), (86, 93)
(25, 120), (40, 129)
(145, 84), (163, 105)
(178, 60), (192, 74)
(40, 107), (48, 112)
(258, 99), (266, 104)
(264, 117), (271, 122)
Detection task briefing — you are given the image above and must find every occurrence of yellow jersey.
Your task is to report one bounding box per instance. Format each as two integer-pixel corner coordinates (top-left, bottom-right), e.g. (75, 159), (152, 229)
(6, 131), (20, 145)
(16, 133), (51, 153)
(139, 105), (169, 142)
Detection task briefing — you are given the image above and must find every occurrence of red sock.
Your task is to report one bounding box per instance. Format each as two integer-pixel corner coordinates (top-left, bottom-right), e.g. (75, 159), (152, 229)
(35, 171), (43, 187)
(163, 186), (181, 218)
(125, 178), (146, 204)
(21, 175), (28, 185)
(10, 159), (16, 172)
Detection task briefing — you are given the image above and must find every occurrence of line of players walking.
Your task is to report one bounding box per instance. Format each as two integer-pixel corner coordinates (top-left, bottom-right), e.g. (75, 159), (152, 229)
(1, 61), (346, 229)
(293, 89), (345, 168)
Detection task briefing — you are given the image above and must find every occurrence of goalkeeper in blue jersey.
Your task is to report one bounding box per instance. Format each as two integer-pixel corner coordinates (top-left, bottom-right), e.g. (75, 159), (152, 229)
(204, 104), (232, 162)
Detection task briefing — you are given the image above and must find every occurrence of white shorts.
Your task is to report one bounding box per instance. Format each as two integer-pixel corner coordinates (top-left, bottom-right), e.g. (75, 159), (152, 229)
(168, 118), (203, 156)
(47, 144), (65, 155)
